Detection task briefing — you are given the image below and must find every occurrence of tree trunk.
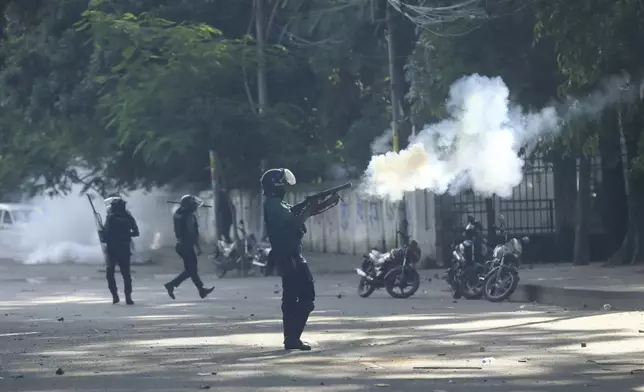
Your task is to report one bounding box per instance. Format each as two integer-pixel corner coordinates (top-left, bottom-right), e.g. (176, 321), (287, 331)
(607, 108), (639, 265)
(553, 154), (576, 262)
(573, 152), (591, 265)
(598, 111), (628, 255)
(213, 151), (238, 244)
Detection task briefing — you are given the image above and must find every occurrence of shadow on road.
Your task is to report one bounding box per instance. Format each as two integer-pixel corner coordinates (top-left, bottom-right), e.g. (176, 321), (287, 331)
(0, 278), (643, 391)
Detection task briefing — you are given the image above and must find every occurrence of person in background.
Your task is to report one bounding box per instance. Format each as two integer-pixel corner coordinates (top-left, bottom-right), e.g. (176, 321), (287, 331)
(217, 188), (233, 243)
(101, 196), (139, 305)
(164, 194), (215, 300)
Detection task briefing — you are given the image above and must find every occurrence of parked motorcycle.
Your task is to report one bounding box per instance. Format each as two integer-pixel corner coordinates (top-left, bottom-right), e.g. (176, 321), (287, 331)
(355, 232), (422, 299)
(482, 214), (530, 302)
(446, 215), (494, 300)
(250, 239), (273, 276)
(447, 240), (487, 300)
(211, 220), (258, 278)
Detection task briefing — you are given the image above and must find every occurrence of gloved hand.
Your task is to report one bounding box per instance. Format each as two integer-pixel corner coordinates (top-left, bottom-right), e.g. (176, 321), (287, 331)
(309, 194), (340, 216)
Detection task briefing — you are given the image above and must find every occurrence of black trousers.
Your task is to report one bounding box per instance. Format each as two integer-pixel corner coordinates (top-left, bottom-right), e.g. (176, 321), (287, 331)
(106, 247), (132, 296)
(279, 256), (316, 344)
(168, 243), (204, 290)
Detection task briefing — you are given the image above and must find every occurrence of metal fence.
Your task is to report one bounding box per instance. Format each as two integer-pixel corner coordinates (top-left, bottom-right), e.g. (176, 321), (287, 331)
(450, 153), (604, 237)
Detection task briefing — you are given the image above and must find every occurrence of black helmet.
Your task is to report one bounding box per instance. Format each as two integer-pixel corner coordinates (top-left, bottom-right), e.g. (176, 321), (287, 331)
(261, 168), (296, 196)
(179, 194), (204, 212)
(104, 196), (126, 212)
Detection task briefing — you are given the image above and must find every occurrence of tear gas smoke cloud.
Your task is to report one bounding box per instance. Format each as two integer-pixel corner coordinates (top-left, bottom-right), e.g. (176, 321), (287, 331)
(363, 73), (636, 201)
(3, 184), (176, 264)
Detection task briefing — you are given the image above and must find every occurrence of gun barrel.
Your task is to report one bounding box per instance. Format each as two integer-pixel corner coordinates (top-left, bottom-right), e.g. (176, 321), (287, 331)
(328, 182), (352, 193)
(166, 201), (213, 208)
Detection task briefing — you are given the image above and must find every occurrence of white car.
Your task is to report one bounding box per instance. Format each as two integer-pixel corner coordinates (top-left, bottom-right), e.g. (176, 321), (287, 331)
(0, 203), (42, 256)
(0, 203), (40, 228)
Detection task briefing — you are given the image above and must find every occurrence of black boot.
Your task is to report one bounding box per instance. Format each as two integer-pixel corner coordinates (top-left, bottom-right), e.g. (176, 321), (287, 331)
(287, 310), (311, 351)
(284, 340), (311, 351)
(112, 293), (120, 304)
(283, 313), (311, 351)
(125, 294), (134, 305)
(164, 283), (176, 300)
(199, 286), (214, 299)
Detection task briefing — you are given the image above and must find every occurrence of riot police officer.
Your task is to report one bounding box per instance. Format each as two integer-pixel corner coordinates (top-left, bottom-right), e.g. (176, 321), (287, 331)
(101, 196), (140, 305)
(164, 195), (214, 300)
(262, 168), (339, 351)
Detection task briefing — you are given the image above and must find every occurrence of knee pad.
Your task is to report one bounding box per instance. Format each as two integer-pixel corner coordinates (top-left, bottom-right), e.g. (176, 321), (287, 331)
(297, 299), (314, 315)
(281, 300), (297, 314)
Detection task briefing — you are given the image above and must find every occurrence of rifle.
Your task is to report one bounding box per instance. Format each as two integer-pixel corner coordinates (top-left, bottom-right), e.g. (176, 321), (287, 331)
(166, 201), (212, 208)
(291, 182), (352, 217)
(87, 194), (108, 262)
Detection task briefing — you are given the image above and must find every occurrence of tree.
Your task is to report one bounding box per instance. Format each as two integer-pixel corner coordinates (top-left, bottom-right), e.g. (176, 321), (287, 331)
(534, 0), (644, 264)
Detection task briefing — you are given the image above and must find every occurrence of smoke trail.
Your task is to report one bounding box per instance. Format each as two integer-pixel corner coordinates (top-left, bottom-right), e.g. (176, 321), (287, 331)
(362, 73), (635, 201)
(3, 184), (175, 264)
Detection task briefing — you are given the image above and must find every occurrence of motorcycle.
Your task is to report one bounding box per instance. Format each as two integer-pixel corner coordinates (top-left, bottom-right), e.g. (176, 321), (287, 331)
(355, 232), (422, 299)
(250, 239), (273, 276)
(447, 239), (488, 300)
(446, 215), (499, 300)
(482, 214), (530, 302)
(211, 220), (258, 278)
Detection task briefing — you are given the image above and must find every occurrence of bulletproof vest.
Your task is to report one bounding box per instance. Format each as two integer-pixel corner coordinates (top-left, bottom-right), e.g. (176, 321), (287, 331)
(174, 209), (198, 244)
(105, 211), (133, 245)
(263, 198), (303, 255)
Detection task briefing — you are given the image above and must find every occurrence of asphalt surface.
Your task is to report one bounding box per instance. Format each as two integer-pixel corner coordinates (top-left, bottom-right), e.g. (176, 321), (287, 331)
(1, 273), (644, 391)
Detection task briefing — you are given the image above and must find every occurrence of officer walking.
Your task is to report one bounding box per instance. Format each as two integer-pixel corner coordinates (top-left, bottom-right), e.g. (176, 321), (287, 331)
(261, 168), (338, 351)
(101, 196), (140, 305)
(164, 195), (215, 300)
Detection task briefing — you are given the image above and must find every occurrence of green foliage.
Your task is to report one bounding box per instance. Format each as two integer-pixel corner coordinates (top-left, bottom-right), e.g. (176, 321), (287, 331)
(4, 0), (644, 196)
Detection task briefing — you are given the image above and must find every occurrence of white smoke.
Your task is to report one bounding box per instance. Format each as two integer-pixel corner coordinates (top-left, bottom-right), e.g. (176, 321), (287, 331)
(371, 128), (394, 155)
(362, 73), (634, 201)
(4, 184), (176, 264)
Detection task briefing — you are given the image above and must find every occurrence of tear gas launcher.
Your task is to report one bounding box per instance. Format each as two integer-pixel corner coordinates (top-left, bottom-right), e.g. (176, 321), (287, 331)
(290, 182), (352, 217)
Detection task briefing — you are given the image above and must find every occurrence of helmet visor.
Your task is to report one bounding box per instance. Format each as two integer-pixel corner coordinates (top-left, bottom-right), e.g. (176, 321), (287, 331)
(283, 169), (296, 185)
(103, 196), (123, 206)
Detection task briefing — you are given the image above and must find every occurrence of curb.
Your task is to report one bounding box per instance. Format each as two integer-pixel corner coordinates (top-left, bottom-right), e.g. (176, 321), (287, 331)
(513, 283), (644, 311)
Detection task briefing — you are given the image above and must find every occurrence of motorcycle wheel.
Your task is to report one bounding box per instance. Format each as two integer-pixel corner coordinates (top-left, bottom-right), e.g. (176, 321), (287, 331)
(214, 259), (228, 278)
(461, 268), (484, 300)
(357, 277), (376, 298)
(385, 266), (420, 299)
(483, 268), (519, 302)
(446, 268), (462, 299)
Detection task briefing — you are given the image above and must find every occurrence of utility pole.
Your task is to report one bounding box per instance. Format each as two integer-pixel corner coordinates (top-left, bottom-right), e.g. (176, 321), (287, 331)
(255, 0), (268, 113)
(386, 2), (408, 246)
(209, 150), (219, 242)
(254, 0), (269, 272)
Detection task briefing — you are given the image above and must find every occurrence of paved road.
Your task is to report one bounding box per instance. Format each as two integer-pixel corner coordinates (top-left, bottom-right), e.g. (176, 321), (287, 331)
(1, 274), (643, 391)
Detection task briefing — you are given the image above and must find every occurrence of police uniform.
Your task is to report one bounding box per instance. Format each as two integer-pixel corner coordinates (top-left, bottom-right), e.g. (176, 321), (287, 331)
(264, 194), (316, 350)
(164, 195), (214, 300)
(102, 197), (139, 305)
(261, 168), (340, 351)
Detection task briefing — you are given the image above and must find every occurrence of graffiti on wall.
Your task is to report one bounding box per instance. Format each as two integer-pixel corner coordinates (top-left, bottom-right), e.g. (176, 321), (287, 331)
(368, 201), (380, 223)
(357, 200), (365, 223)
(340, 201), (350, 230)
(385, 203), (395, 220)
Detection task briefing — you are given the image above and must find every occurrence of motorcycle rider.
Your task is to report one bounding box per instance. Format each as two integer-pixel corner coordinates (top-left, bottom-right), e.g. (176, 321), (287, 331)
(262, 168), (338, 351)
(465, 215), (485, 264)
(164, 195), (215, 300)
(101, 196), (139, 305)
